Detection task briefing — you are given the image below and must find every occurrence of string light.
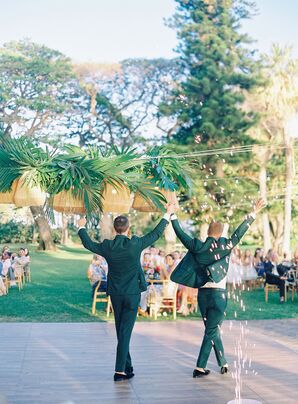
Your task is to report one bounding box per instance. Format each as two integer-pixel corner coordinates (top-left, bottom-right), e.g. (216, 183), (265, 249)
(139, 143), (298, 160)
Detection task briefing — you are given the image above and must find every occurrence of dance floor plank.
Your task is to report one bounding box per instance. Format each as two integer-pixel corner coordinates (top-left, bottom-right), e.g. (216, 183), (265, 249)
(0, 319), (297, 404)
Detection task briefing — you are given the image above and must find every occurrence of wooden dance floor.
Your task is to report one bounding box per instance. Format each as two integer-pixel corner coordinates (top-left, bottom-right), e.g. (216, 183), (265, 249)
(0, 319), (297, 404)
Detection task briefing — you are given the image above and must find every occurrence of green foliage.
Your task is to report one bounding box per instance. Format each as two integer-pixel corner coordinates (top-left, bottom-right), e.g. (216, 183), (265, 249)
(163, 0), (262, 145)
(66, 58), (179, 147)
(0, 138), (192, 215)
(143, 146), (192, 191)
(0, 39), (73, 138)
(0, 220), (33, 243)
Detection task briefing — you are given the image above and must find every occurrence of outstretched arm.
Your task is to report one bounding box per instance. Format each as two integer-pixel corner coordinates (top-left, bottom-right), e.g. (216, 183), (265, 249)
(77, 217), (105, 256)
(139, 217), (169, 250)
(212, 198), (267, 259)
(139, 203), (174, 250)
(171, 215), (203, 253)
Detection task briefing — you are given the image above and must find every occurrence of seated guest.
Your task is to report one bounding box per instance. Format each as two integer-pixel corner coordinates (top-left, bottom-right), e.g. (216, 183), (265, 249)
(0, 275), (6, 296)
(13, 248), (30, 273)
(160, 254), (176, 280)
(227, 248), (242, 291)
(242, 249), (257, 287)
(87, 254), (108, 296)
(2, 251), (16, 287)
(23, 248), (31, 277)
(253, 248), (265, 277)
(1, 245), (10, 256)
(264, 249), (287, 303)
(172, 250), (181, 266)
(142, 252), (154, 276)
(1, 251), (13, 277)
(158, 250), (166, 259)
(149, 245), (162, 267)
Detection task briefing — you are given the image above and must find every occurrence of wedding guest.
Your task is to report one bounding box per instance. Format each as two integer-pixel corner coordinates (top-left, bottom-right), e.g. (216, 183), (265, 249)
(1, 251), (13, 278)
(2, 251), (16, 287)
(253, 248), (265, 277)
(242, 249), (257, 288)
(160, 254), (176, 280)
(23, 248), (31, 279)
(264, 249), (286, 303)
(1, 245), (10, 256)
(227, 248), (242, 291)
(87, 254), (108, 296)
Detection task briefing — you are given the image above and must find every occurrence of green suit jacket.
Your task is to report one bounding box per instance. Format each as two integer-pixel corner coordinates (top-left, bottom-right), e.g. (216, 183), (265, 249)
(78, 218), (168, 296)
(170, 215), (255, 288)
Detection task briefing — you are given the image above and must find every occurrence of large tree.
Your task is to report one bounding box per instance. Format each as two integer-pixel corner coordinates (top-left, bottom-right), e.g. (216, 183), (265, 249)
(161, 0), (261, 148)
(0, 39), (73, 249)
(246, 45), (298, 254)
(63, 58), (179, 148)
(159, 0), (262, 230)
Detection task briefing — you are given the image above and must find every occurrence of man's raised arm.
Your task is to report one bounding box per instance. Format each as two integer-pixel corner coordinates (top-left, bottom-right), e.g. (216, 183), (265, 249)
(139, 204), (174, 250)
(170, 214), (203, 253)
(77, 217), (105, 256)
(212, 198), (267, 259)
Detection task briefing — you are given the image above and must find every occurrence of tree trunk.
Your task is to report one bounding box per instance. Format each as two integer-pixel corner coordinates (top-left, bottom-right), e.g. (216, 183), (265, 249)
(61, 214), (70, 245)
(282, 135), (293, 256)
(259, 162), (271, 253)
(32, 225), (38, 244)
(100, 213), (114, 241)
(271, 212), (284, 254)
(30, 206), (56, 251)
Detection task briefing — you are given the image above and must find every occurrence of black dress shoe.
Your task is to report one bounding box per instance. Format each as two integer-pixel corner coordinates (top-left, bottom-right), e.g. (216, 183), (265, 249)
(220, 366), (228, 374)
(114, 372), (134, 382)
(193, 369), (210, 378)
(125, 366), (134, 375)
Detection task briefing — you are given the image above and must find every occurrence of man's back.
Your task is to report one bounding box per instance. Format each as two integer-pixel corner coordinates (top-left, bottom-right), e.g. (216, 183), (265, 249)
(101, 235), (144, 295)
(78, 217), (169, 295)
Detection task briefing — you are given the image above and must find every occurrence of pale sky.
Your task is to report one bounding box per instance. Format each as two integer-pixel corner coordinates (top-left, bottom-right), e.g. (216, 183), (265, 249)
(0, 0), (297, 62)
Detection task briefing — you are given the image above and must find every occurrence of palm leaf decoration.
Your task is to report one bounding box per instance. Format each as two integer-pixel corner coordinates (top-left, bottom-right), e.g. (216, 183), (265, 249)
(142, 146), (192, 191)
(0, 138), (192, 215)
(0, 137), (53, 192)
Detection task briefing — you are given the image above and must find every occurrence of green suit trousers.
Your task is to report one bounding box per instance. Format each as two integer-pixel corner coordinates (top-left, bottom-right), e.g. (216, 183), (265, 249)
(110, 294), (140, 372)
(197, 288), (228, 368)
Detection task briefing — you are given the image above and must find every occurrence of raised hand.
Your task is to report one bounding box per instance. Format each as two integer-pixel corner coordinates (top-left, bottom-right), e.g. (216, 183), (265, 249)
(166, 203), (176, 215)
(253, 198), (266, 214)
(78, 216), (87, 228)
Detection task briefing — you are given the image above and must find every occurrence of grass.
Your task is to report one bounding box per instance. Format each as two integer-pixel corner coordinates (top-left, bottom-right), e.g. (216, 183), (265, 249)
(0, 244), (297, 322)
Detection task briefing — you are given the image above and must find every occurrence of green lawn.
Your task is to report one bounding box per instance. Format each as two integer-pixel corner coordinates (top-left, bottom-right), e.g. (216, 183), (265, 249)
(0, 244), (297, 322)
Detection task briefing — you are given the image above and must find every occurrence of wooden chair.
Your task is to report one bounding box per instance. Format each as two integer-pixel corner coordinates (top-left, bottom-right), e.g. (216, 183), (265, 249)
(2, 275), (9, 294)
(8, 267), (23, 291)
(149, 280), (178, 320)
(23, 263), (31, 283)
(255, 277), (264, 289)
(92, 280), (112, 317)
(265, 283), (287, 302)
(286, 269), (297, 302)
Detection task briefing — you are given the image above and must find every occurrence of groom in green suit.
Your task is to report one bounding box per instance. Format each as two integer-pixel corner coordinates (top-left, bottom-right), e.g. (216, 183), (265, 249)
(170, 199), (266, 378)
(77, 205), (173, 381)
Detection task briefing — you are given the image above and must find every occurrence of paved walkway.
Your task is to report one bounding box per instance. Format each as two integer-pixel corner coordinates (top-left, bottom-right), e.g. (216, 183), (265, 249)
(0, 319), (297, 404)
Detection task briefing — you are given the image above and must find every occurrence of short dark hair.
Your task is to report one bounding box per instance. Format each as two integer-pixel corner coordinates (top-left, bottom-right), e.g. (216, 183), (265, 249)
(114, 216), (129, 234)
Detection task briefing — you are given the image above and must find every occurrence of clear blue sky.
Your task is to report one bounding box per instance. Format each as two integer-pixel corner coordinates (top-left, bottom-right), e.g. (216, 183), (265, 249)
(1, 0), (297, 62)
